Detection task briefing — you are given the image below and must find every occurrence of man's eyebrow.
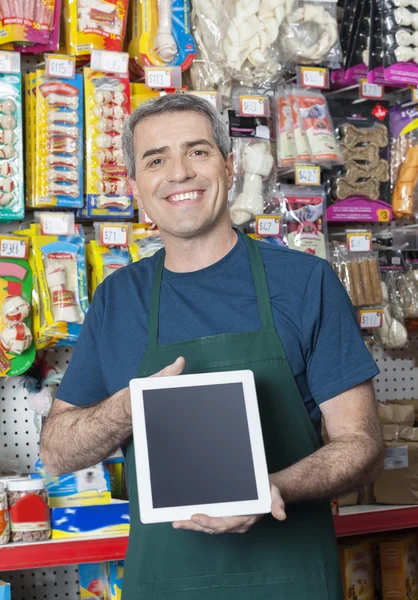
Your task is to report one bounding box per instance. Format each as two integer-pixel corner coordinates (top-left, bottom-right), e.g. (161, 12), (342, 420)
(182, 139), (215, 150)
(141, 146), (169, 160)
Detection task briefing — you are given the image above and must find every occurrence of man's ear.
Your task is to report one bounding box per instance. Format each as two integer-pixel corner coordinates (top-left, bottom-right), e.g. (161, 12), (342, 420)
(129, 177), (143, 209)
(226, 152), (234, 190)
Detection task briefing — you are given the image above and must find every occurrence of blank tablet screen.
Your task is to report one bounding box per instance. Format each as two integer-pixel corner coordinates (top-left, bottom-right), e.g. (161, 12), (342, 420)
(143, 382), (258, 508)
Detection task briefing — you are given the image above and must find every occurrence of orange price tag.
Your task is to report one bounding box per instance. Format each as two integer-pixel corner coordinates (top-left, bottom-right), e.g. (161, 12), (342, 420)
(239, 96), (266, 117)
(255, 215), (280, 236)
(359, 309), (383, 329)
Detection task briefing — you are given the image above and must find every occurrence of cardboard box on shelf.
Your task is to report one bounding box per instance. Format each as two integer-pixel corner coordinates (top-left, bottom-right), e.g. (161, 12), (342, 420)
(339, 541), (376, 600)
(390, 399), (418, 426)
(339, 491), (359, 507)
(383, 424), (418, 442)
(0, 581), (11, 600)
(380, 533), (418, 600)
(378, 403), (415, 426)
(50, 500), (130, 539)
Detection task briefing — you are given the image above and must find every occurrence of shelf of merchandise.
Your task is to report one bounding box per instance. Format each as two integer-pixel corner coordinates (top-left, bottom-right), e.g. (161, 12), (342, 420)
(2, 505), (418, 571)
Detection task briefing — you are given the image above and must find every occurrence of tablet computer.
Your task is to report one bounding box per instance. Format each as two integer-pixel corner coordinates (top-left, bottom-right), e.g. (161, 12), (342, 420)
(129, 370), (271, 524)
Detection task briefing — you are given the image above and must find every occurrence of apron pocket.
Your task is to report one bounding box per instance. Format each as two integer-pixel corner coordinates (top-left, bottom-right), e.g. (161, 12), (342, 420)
(137, 562), (331, 600)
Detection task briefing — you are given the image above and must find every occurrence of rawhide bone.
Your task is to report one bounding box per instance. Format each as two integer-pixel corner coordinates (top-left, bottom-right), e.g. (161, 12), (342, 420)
(336, 178), (381, 200)
(340, 124), (388, 149)
(342, 143), (380, 166)
(344, 159), (389, 184)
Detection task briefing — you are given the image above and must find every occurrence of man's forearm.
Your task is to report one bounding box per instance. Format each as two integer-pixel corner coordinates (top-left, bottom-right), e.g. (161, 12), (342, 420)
(40, 388), (132, 476)
(270, 433), (384, 504)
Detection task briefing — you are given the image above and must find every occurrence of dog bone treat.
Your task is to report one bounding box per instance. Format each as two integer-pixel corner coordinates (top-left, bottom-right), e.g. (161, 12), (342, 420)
(341, 123), (388, 149)
(392, 144), (418, 218)
(336, 178), (381, 200)
(341, 143), (380, 165)
(350, 261), (366, 305)
(368, 258), (384, 304)
(344, 159), (390, 184)
(331, 249), (384, 307)
(7, 478), (51, 543)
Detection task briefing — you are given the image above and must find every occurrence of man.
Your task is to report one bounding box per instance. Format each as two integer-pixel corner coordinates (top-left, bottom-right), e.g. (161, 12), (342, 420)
(40, 94), (384, 599)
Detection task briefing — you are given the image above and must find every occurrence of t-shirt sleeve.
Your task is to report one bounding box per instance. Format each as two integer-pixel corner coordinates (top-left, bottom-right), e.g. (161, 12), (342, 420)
(56, 282), (108, 407)
(303, 259), (379, 405)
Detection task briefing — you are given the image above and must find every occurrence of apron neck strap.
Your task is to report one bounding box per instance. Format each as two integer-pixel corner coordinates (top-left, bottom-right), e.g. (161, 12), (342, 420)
(147, 231), (275, 347)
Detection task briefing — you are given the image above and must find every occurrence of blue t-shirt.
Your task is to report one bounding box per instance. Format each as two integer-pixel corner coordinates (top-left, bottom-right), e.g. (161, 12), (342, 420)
(57, 234), (379, 436)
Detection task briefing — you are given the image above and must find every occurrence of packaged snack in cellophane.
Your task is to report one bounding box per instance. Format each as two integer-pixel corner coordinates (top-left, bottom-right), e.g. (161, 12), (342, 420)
(276, 88), (296, 168)
(289, 87), (311, 164)
(128, 0), (195, 72)
(292, 87), (343, 167)
(390, 104), (418, 219)
(0, 234), (35, 376)
(330, 247), (384, 307)
(32, 70), (84, 209)
(0, 72), (24, 220)
(31, 215), (89, 347)
(0, 0), (58, 46)
(132, 223), (164, 259)
(64, 0), (129, 56)
(84, 67), (133, 219)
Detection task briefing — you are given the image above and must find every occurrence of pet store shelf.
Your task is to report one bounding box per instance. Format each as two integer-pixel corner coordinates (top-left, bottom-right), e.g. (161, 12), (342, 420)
(2, 507), (418, 571)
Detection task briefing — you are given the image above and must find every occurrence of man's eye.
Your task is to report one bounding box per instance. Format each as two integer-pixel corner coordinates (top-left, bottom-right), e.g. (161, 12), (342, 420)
(192, 150), (207, 157)
(149, 158), (163, 167)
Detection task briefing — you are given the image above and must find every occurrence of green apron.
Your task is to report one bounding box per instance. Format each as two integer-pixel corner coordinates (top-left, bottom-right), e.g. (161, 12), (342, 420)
(124, 232), (343, 600)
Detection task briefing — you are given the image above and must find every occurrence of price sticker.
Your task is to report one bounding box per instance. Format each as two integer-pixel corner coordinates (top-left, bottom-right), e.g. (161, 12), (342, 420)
(100, 225), (128, 247)
(0, 52), (13, 74)
(377, 209), (391, 222)
(301, 67), (328, 89)
(0, 238), (27, 259)
(189, 91), (219, 108)
(256, 216), (281, 236)
(347, 232), (372, 252)
(146, 68), (172, 89)
(45, 55), (75, 79)
(91, 50), (129, 75)
(40, 214), (72, 236)
(359, 309), (383, 329)
(240, 96), (266, 117)
(360, 79), (384, 99)
(295, 165), (321, 186)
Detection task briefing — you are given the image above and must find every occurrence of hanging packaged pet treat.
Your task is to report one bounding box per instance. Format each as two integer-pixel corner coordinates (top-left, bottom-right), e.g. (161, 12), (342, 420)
(341, 0), (371, 85)
(292, 87), (342, 167)
(64, 0), (129, 56)
(276, 88), (296, 168)
(0, 235), (35, 377)
(289, 87), (312, 164)
(33, 69), (83, 209)
(268, 184), (327, 258)
(375, 270), (409, 348)
(84, 67), (133, 220)
(132, 224), (164, 259)
(32, 215), (88, 346)
(390, 104), (418, 219)
(379, 0), (418, 86)
(229, 138), (275, 226)
(129, 0), (195, 71)
(368, 0), (386, 84)
(326, 100), (392, 222)
(0, 71), (24, 221)
(331, 0), (358, 85)
(0, 0), (57, 46)
(278, 0), (342, 68)
(330, 247), (384, 307)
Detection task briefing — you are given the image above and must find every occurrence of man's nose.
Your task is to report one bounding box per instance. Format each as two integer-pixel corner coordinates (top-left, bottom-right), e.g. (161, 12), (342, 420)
(166, 154), (195, 183)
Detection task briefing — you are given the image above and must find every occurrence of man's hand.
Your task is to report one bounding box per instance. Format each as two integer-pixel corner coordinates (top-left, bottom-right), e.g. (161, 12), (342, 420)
(172, 480), (286, 534)
(152, 356), (186, 378)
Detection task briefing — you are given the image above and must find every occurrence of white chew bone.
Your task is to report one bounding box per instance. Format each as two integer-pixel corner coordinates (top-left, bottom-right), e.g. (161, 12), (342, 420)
(96, 180), (127, 195)
(93, 104), (124, 119)
(47, 183), (79, 197)
(0, 100), (15, 114)
(96, 148), (125, 165)
(2, 296), (30, 323)
(395, 45), (416, 61)
(0, 114), (16, 130)
(47, 155), (79, 168)
(0, 178), (14, 193)
(47, 124), (79, 138)
(0, 323), (32, 355)
(96, 194), (131, 209)
(0, 146), (15, 159)
(375, 282), (408, 349)
(0, 192), (13, 205)
(48, 111), (79, 124)
(154, 0), (178, 62)
(393, 6), (418, 27)
(47, 168), (79, 184)
(95, 118), (124, 133)
(0, 162), (12, 177)
(0, 130), (15, 145)
(47, 94), (79, 109)
(229, 142), (274, 225)
(45, 259), (81, 323)
(95, 133), (122, 149)
(393, 0), (418, 8)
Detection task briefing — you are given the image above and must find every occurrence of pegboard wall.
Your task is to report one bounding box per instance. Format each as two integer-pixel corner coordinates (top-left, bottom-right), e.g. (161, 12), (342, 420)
(1, 565), (80, 600)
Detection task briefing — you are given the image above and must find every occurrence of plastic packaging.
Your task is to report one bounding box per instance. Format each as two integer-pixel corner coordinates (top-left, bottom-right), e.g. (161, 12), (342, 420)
(0, 483), (10, 545)
(292, 87), (342, 167)
(368, 0), (386, 84)
(342, 0), (371, 84)
(375, 271), (409, 348)
(129, 0), (195, 71)
(65, 0), (129, 56)
(276, 88), (296, 168)
(7, 477), (50, 543)
(132, 224), (164, 259)
(189, 0), (285, 94)
(390, 104), (418, 219)
(278, 0), (342, 68)
(0, 73), (24, 220)
(30, 70), (84, 209)
(379, 0), (418, 85)
(330, 248), (384, 307)
(84, 67), (133, 220)
(229, 138), (275, 226)
(0, 0), (58, 45)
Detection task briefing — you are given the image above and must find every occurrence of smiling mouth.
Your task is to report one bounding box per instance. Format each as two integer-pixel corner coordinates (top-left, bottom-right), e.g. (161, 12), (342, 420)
(165, 190), (205, 202)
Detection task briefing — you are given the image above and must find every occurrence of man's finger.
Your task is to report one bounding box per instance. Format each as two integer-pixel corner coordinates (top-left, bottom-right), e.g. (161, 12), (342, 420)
(270, 484), (286, 521)
(173, 520), (214, 534)
(152, 357), (186, 378)
(191, 514), (255, 531)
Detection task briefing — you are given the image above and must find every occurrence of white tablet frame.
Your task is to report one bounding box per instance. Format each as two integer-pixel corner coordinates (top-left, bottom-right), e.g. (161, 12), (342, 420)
(129, 370), (271, 524)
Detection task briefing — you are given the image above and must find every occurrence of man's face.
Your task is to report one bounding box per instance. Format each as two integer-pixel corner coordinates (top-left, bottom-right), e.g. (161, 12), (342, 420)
(129, 111), (234, 238)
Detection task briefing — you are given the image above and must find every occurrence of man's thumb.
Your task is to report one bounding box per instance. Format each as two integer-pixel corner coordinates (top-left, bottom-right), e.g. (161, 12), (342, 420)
(152, 356), (186, 378)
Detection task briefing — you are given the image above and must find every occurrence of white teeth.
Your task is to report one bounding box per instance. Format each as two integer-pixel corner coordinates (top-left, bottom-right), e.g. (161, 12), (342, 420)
(169, 191), (200, 202)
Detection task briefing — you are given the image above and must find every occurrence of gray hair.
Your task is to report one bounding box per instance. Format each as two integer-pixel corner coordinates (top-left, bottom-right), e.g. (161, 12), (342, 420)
(122, 94), (230, 179)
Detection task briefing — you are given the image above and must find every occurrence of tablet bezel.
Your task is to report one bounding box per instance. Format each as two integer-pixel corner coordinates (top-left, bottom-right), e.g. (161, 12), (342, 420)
(129, 370), (271, 524)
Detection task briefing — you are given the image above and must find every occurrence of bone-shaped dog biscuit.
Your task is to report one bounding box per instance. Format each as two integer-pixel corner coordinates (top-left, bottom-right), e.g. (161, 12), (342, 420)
(336, 177), (381, 200)
(341, 143), (380, 166)
(340, 124), (388, 149)
(344, 159), (389, 184)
